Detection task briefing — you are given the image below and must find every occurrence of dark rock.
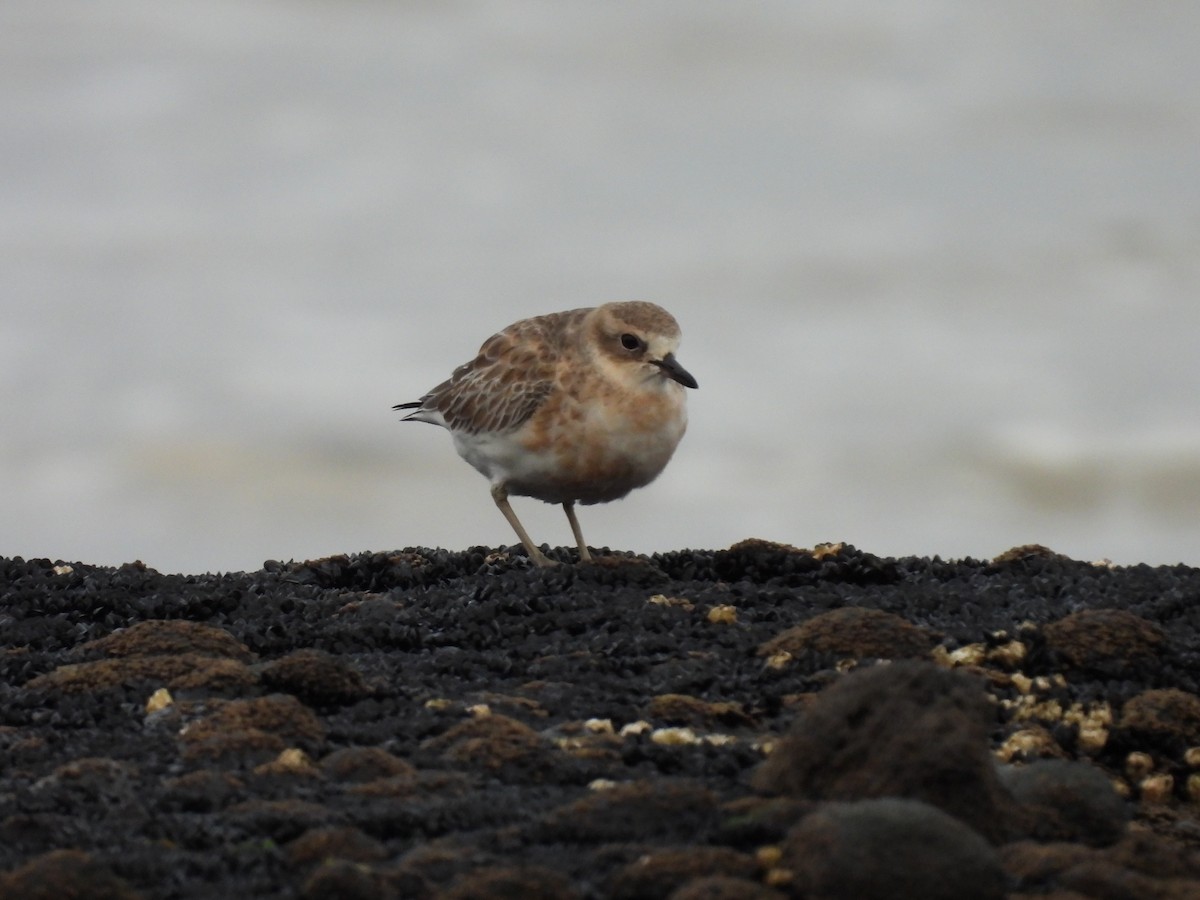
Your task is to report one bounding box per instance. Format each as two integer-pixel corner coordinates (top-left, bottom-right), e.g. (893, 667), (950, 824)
(999, 839), (1093, 885)
(300, 859), (394, 900)
(753, 660), (1018, 843)
(573, 554), (671, 588)
(712, 539), (815, 582)
(644, 693), (756, 729)
(1116, 688), (1200, 754)
(26, 757), (145, 820)
(288, 826), (388, 866)
(606, 846), (758, 900)
(667, 876), (786, 900)
(1057, 858), (1194, 900)
(1043, 609), (1166, 675)
(1001, 826), (1200, 896)
(390, 839), (484, 890)
(999, 759), (1130, 845)
(780, 798), (1006, 900)
(4, 547), (1200, 896)
(160, 770), (245, 813)
(22, 653), (257, 695)
(75, 619), (254, 662)
(421, 714), (556, 781)
(179, 694), (326, 765)
(224, 798), (342, 842)
(991, 544), (1072, 565)
(261, 648), (369, 706)
(531, 781), (719, 844)
(441, 865), (580, 900)
(757, 607), (937, 661)
(1105, 822), (1200, 880)
(714, 540), (897, 586)
(320, 746), (416, 782)
(0, 848), (142, 899)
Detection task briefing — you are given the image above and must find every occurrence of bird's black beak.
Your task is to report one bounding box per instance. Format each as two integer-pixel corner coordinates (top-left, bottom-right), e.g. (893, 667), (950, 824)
(653, 352), (698, 389)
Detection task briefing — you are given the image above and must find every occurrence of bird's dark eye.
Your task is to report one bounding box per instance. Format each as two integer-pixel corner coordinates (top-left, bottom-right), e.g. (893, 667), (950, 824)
(620, 333), (642, 351)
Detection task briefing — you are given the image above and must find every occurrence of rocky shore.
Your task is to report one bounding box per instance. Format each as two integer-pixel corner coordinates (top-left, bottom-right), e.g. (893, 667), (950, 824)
(3, 541), (1200, 899)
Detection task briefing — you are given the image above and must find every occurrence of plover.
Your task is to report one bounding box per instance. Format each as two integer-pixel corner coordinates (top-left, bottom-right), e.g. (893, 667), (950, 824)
(395, 301), (697, 566)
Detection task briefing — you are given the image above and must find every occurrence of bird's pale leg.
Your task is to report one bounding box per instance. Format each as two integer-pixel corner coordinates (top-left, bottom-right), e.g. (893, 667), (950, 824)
(562, 501), (592, 562)
(491, 483), (556, 567)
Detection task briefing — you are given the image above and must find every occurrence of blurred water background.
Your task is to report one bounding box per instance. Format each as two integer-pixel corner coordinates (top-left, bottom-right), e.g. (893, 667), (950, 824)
(3, 1), (1199, 573)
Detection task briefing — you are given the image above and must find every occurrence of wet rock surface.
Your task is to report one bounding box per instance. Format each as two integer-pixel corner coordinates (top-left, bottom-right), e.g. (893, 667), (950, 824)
(3, 543), (1200, 898)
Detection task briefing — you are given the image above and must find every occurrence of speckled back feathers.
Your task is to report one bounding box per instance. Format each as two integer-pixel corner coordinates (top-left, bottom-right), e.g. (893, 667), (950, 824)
(402, 302), (683, 438)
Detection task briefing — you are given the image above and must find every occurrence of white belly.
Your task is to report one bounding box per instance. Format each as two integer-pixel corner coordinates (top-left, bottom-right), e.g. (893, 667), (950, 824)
(451, 396), (687, 505)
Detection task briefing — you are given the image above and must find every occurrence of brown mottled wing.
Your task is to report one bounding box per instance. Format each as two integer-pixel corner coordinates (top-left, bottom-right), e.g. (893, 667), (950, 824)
(421, 309), (586, 435)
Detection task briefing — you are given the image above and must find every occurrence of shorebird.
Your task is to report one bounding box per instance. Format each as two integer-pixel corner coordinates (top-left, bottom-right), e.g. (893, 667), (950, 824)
(395, 301), (697, 566)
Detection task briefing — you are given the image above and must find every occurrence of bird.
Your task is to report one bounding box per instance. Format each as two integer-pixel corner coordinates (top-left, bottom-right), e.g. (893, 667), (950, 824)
(394, 301), (698, 567)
